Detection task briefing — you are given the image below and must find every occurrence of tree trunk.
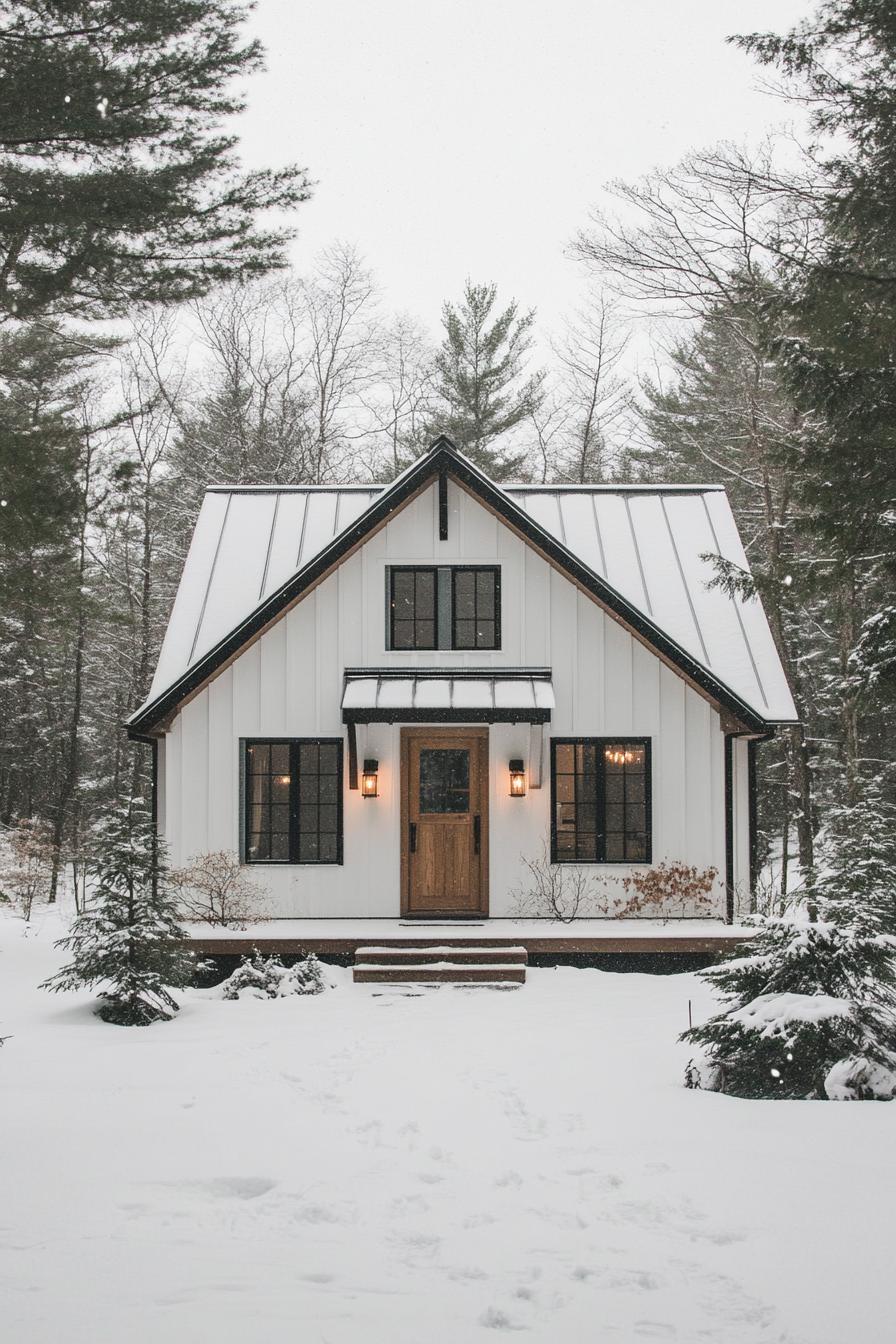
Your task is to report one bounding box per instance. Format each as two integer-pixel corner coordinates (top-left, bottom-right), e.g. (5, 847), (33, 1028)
(48, 445), (93, 902)
(838, 572), (861, 804)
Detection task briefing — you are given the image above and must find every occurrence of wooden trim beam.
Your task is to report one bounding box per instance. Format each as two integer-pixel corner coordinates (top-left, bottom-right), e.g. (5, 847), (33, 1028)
(438, 468), (448, 540)
(181, 931), (754, 956)
(346, 725), (360, 784)
(529, 723), (544, 789)
(347, 721), (359, 790)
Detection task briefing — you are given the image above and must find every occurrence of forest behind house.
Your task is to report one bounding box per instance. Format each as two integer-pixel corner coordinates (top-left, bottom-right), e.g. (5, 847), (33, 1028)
(2, 0), (896, 927)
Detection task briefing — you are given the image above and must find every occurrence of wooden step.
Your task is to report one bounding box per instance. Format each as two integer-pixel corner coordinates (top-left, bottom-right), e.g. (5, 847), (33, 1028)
(353, 941), (527, 985)
(355, 944), (527, 966)
(353, 962), (526, 984)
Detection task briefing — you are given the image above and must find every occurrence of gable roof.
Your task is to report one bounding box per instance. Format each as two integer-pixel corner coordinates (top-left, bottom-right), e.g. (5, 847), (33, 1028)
(127, 438), (797, 738)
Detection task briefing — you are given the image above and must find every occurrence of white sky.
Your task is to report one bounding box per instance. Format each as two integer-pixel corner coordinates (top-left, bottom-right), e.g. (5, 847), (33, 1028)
(237, 0), (812, 345)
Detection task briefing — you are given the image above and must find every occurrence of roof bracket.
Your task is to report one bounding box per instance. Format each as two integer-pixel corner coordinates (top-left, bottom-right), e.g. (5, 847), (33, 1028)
(438, 468), (448, 541)
(347, 721), (358, 790)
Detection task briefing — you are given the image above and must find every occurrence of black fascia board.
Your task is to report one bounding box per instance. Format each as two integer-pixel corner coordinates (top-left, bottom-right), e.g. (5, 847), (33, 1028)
(343, 666), (553, 680)
(343, 707), (553, 725)
(128, 436), (777, 737)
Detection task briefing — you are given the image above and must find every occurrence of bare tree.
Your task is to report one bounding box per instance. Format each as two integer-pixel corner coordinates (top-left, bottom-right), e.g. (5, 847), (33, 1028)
(528, 397), (573, 484)
(164, 246), (382, 507)
(548, 292), (632, 482)
(171, 851), (265, 928)
(301, 243), (382, 482)
(573, 143), (821, 881)
(0, 818), (55, 920)
(509, 842), (596, 923)
(573, 141), (813, 318)
(361, 313), (436, 477)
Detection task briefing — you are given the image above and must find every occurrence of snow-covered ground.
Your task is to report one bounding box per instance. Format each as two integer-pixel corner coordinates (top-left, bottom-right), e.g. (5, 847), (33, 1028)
(2, 908), (893, 1344)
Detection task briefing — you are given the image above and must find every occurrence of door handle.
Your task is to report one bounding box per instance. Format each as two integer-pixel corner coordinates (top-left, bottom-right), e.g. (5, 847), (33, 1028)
(409, 822), (417, 853)
(473, 814), (481, 854)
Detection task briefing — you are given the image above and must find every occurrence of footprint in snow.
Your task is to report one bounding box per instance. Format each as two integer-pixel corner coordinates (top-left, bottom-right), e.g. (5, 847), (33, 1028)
(445, 1265), (487, 1282)
(479, 1306), (526, 1331)
(572, 1264), (660, 1292)
(291, 1202), (349, 1225)
(192, 1177), (276, 1200)
(463, 1211), (497, 1229)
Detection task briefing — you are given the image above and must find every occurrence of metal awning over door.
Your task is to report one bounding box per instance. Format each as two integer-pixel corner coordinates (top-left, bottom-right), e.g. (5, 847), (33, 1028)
(341, 667), (555, 725)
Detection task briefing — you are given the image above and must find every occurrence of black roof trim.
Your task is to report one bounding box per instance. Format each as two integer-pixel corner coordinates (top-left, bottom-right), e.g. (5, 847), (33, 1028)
(343, 707), (552, 725)
(344, 666), (552, 680)
(128, 437), (775, 737)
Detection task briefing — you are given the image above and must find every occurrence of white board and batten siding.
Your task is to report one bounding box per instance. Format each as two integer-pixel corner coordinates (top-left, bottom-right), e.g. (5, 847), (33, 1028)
(159, 478), (754, 920)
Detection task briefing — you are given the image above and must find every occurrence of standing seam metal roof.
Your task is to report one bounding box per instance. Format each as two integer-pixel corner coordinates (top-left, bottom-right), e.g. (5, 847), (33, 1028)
(141, 475), (796, 726)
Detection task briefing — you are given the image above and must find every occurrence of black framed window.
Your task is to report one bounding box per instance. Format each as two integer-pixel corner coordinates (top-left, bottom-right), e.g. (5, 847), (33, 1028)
(551, 738), (651, 864)
(388, 566), (501, 650)
(452, 567), (500, 650)
(390, 567), (437, 650)
(245, 739), (343, 864)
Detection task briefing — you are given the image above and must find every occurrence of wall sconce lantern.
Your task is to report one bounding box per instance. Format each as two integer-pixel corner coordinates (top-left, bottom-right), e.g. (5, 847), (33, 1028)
(361, 758), (379, 798)
(509, 759), (526, 797)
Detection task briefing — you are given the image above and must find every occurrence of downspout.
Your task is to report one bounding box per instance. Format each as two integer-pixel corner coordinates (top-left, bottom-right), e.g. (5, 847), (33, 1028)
(726, 730), (775, 923)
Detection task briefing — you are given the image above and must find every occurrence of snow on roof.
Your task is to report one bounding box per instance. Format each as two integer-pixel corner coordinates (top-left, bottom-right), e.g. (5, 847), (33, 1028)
(509, 486), (795, 721)
(143, 474), (796, 725)
(341, 670), (556, 718)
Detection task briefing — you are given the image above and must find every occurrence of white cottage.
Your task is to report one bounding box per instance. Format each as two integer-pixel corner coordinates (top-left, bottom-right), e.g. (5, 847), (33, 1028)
(128, 438), (796, 932)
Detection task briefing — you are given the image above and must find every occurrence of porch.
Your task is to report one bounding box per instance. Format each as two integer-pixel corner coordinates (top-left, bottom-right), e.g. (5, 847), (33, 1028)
(182, 917), (753, 958)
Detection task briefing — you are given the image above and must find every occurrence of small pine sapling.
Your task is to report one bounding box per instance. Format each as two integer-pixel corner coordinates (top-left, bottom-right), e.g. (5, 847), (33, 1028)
(219, 952), (326, 1000)
(42, 801), (195, 1026)
(683, 782), (896, 1100)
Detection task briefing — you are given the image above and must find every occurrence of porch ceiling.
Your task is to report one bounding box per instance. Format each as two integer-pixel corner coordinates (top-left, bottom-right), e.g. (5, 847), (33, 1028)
(341, 667), (555, 724)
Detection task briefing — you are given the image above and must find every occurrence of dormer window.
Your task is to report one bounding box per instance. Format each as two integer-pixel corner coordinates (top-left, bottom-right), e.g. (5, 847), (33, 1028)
(390, 568), (438, 650)
(452, 569), (499, 649)
(388, 567), (501, 651)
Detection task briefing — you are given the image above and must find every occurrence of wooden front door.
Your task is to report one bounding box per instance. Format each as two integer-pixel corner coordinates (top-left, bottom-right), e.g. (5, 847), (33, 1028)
(401, 728), (488, 917)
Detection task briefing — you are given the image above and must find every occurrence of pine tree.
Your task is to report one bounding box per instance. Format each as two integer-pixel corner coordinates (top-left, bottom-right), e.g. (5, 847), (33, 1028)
(42, 801), (195, 1025)
(637, 290), (826, 887)
(0, 1), (310, 321)
(734, 3), (896, 690)
(0, 324), (95, 827)
(431, 281), (542, 478)
(683, 780), (896, 1100)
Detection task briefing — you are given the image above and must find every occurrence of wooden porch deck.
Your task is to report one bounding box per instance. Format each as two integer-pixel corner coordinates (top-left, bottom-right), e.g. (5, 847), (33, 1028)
(182, 918), (753, 957)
